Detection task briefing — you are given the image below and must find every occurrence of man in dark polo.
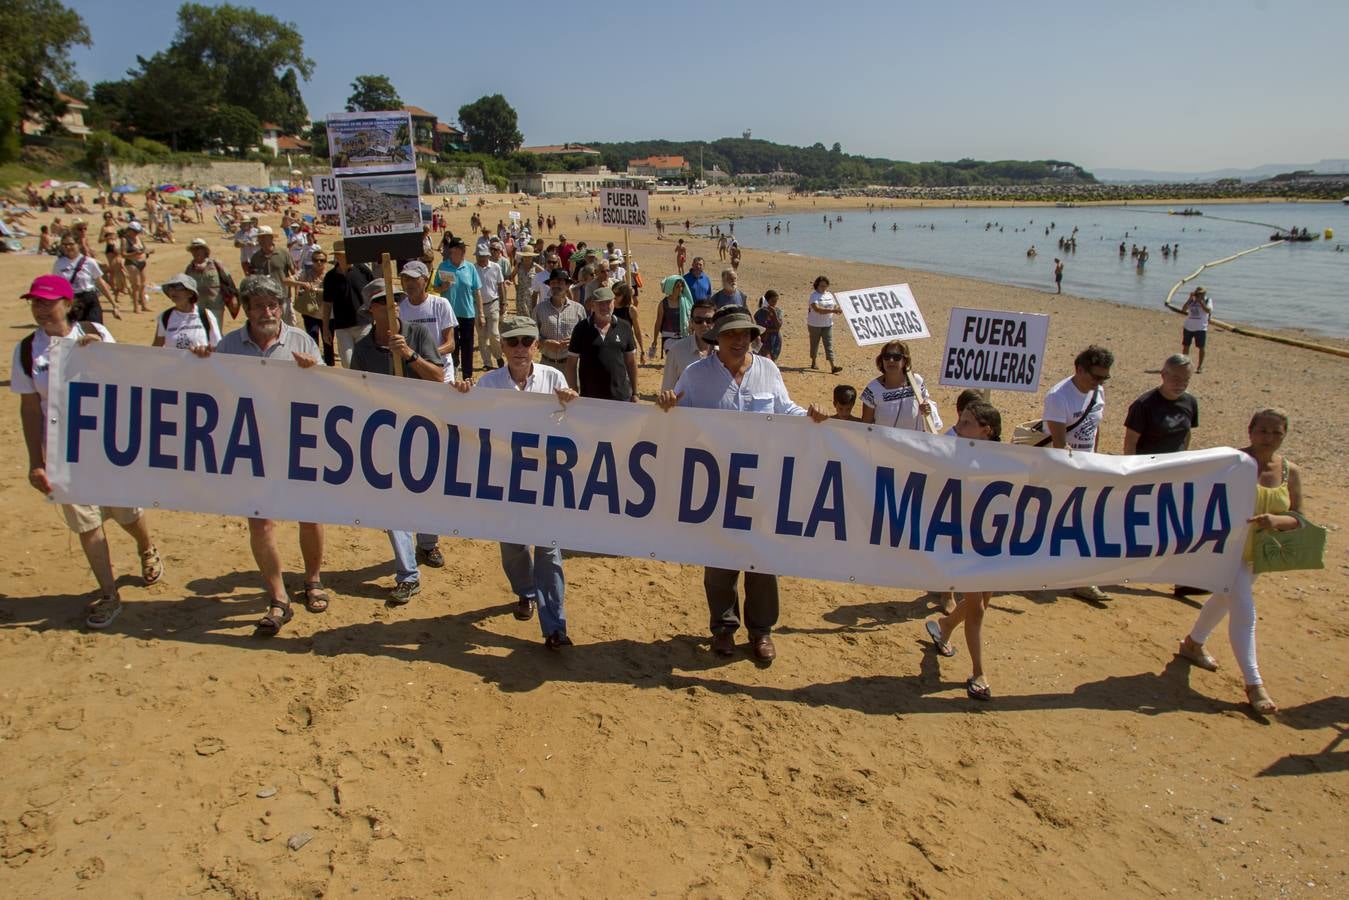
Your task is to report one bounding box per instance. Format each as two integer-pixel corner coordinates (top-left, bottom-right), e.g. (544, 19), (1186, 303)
(564, 287), (638, 402)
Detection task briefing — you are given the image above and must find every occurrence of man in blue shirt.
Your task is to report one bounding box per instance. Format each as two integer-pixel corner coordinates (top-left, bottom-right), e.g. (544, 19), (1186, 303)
(432, 237), (482, 378)
(683, 256), (712, 305)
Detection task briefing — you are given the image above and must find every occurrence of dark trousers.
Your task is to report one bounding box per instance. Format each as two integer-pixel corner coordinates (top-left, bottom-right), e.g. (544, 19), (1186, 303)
(455, 319), (476, 379)
(72, 290), (103, 324)
(704, 566), (779, 637)
(301, 314), (335, 367)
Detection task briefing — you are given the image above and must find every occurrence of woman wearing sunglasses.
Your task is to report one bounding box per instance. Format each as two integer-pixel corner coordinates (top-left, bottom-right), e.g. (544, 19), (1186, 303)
(452, 316), (579, 650)
(859, 340), (942, 432)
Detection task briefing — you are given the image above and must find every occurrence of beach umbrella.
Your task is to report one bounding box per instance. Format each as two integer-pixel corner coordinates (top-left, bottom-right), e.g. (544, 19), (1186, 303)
(40, 179), (62, 188)
(290, 169), (302, 175)
(265, 186), (286, 194)
(176, 189), (196, 198)
(112, 184), (138, 193)
(226, 185), (242, 192)
(208, 184), (228, 193)
(249, 187), (266, 194)
(165, 194), (192, 205)
(286, 186), (305, 194)
(158, 184), (178, 192)
(66, 181), (91, 189)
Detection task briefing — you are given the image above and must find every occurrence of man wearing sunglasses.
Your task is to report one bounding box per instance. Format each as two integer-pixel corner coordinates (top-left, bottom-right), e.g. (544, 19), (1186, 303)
(661, 297), (716, 392)
(452, 316), (579, 648)
(565, 287), (638, 402)
(1043, 344), (1114, 603)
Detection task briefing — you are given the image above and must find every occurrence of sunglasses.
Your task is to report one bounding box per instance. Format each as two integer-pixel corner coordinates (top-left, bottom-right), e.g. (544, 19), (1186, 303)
(881, 353), (907, 362)
(1089, 370), (1111, 382)
(692, 316), (715, 325)
(503, 336), (535, 347)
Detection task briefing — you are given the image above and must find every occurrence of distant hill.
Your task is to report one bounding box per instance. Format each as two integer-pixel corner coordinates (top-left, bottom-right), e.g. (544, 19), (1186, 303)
(583, 138), (1096, 191)
(1095, 159), (1349, 184)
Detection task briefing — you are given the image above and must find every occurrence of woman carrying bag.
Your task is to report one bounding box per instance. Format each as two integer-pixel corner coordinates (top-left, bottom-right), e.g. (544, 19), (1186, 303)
(1177, 408), (1311, 715)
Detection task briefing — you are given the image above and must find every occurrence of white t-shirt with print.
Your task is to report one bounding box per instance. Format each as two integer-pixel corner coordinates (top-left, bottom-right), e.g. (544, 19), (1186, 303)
(477, 261), (504, 304)
(155, 307), (222, 350)
(1042, 375), (1104, 451)
(398, 294), (459, 383)
(10, 322), (115, 414)
(1184, 296), (1212, 331)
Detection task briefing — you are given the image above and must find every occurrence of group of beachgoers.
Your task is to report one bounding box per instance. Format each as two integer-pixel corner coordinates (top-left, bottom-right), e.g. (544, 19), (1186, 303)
(11, 195), (1303, 718)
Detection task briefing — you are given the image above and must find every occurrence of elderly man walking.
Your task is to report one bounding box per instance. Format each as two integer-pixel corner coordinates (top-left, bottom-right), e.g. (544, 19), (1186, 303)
(656, 307), (829, 662)
(196, 275), (329, 635)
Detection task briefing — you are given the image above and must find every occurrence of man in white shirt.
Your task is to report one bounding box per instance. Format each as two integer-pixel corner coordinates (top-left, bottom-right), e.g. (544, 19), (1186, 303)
(656, 307), (828, 663)
(1180, 286), (1213, 373)
(398, 260), (458, 382)
(475, 247), (505, 370)
(1043, 344), (1113, 602)
(233, 215), (260, 273)
(660, 298), (715, 391)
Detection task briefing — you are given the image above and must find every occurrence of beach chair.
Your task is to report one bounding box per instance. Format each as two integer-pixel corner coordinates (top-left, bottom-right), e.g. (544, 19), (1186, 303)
(214, 213), (233, 235)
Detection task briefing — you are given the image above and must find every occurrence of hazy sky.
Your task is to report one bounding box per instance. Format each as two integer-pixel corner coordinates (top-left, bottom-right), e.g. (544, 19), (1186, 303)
(68, 0), (1349, 173)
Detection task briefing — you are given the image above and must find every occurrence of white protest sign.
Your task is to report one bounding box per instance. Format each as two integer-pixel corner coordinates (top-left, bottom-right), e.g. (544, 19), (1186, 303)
(836, 283), (929, 346)
(47, 341), (1255, 593)
(940, 307), (1049, 393)
(509, 210), (521, 221)
(598, 187), (650, 230)
(311, 174), (339, 216)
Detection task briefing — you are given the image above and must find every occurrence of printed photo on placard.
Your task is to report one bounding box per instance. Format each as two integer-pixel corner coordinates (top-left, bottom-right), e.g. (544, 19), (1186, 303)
(337, 173), (423, 238)
(326, 111), (414, 175)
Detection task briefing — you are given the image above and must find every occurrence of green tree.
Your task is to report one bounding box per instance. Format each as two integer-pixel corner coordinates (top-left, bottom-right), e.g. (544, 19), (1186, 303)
(457, 94), (522, 157)
(345, 74), (402, 112)
(210, 104), (261, 157)
(0, 0), (91, 148)
(121, 50), (215, 151)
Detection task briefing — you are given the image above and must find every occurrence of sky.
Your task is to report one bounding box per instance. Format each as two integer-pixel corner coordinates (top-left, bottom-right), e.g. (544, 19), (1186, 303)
(66, 0), (1349, 174)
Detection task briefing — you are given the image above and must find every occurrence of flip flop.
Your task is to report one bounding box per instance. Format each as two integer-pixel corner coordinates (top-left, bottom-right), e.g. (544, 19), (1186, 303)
(925, 620), (956, 658)
(966, 678), (992, 702)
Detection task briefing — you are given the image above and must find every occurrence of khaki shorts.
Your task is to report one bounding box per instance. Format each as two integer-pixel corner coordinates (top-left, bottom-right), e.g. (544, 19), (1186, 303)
(60, 503), (143, 535)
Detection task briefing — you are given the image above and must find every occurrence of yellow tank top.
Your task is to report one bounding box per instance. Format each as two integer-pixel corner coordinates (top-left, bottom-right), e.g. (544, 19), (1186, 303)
(1244, 457), (1291, 562)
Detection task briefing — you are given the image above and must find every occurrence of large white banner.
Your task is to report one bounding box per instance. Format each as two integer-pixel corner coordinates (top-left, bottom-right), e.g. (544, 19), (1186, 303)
(836, 283), (930, 346)
(46, 343), (1255, 592)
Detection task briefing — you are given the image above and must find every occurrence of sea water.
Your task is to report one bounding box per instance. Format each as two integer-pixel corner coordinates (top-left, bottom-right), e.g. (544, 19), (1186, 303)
(729, 202), (1349, 338)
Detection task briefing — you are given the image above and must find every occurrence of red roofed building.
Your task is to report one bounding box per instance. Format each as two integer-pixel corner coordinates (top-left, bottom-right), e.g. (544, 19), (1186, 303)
(627, 155), (690, 178)
(22, 92), (91, 139)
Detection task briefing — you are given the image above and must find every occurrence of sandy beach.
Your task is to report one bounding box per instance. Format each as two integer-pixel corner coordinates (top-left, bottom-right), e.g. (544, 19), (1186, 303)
(0, 191), (1345, 897)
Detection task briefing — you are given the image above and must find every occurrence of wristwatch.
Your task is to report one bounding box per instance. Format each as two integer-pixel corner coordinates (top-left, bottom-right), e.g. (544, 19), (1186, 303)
(406, 350), (420, 365)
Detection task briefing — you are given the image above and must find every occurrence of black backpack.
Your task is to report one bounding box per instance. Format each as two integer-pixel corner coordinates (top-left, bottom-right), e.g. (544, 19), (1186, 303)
(160, 306), (213, 339)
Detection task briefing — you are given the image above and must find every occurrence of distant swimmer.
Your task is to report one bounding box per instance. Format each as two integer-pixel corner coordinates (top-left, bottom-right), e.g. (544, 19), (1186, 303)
(1054, 257), (1064, 293)
(1027, 245), (1037, 258)
(1119, 241), (1127, 256)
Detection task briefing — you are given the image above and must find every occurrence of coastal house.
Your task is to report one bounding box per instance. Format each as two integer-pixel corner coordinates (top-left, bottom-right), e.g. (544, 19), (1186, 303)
(260, 123), (308, 157)
(21, 91), (91, 140)
(402, 105), (465, 156)
(627, 155), (690, 179)
(520, 144), (603, 159)
(508, 166), (615, 196)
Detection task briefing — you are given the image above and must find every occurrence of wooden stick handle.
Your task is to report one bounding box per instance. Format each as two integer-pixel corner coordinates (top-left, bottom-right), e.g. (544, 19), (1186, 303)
(381, 252), (403, 377)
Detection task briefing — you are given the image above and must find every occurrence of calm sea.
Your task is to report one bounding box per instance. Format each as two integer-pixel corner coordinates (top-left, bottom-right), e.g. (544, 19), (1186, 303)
(729, 202), (1349, 338)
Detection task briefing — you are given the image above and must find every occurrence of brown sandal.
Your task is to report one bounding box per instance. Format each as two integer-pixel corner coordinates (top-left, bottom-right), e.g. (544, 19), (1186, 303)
(255, 600), (293, 636)
(1178, 636), (1219, 672)
(1246, 684), (1277, 715)
(140, 546), (164, 586)
(302, 581), (329, 614)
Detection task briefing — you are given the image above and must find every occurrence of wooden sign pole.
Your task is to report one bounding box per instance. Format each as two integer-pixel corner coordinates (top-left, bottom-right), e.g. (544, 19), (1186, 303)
(906, 369), (941, 434)
(381, 251), (403, 377)
(623, 227), (632, 291)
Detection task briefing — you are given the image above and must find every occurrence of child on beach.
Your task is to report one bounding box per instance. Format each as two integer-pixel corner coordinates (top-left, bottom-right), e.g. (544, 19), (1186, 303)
(924, 400), (1003, 701)
(831, 384), (860, 421)
(675, 238), (687, 274)
(944, 389), (985, 436)
(754, 290), (783, 360)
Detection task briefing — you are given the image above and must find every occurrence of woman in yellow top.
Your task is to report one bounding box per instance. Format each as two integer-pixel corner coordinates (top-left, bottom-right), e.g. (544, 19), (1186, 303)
(1178, 408), (1302, 714)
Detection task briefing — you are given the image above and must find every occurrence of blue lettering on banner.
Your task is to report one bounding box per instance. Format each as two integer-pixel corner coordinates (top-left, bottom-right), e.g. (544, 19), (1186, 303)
(543, 435), (578, 508)
(103, 384), (142, 467)
(925, 479), (963, 554)
(804, 460), (846, 541)
(476, 427), (505, 501)
(1156, 482), (1194, 554)
(1092, 486), (1122, 558)
(1124, 483), (1154, 558)
(775, 457), (804, 537)
(148, 388), (178, 470)
(723, 452), (758, 531)
(184, 392), (219, 473)
(399, 415), (439, 494)
(1191, 484), (1231, 554)
(442, 424), (472, 497)
(871, 468), (927, 548)
(971, 480), (1013, 556)
(220, 398), (263, 477)
(323, 406), (354, 485)
(66, 382), (100, 463)
(359, 408), (395, 489)
(579, 442), (619, 514)
(1049, 486), (1089, 557)
(678, 448), (719, 525)
(508, 431), (540, 504)
(624, 441), (658, 518)
(289, 402), (319, 482)
(1009, 486), (1052, 556)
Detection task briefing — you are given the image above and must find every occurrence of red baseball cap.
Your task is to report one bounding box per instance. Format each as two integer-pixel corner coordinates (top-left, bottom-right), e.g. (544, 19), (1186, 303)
(21, 274), (73, 302)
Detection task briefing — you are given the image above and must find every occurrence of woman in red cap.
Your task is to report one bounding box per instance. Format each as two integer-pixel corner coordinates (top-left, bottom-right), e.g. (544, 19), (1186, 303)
(11, 275), (162, 629)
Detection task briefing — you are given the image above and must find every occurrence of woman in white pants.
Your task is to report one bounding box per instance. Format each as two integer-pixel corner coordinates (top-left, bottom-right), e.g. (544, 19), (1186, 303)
(1177, 409), (1302, 715)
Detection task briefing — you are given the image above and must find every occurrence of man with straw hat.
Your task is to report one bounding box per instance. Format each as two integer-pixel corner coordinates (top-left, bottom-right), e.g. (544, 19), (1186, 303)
(656, 306), (829, 662)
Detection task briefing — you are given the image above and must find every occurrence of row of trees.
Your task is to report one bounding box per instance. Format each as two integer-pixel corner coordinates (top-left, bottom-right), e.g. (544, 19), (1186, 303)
(586, 138), (1097, 191)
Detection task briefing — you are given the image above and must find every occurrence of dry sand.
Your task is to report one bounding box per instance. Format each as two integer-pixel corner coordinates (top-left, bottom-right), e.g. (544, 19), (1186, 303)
(0, 192), (1345, 897)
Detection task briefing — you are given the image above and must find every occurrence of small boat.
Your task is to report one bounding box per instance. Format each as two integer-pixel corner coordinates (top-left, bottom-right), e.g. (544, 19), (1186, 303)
(1172, 208), (1203, 216)
(1271, 231), (1319, 242)
(1342, 196), (1349, 205)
